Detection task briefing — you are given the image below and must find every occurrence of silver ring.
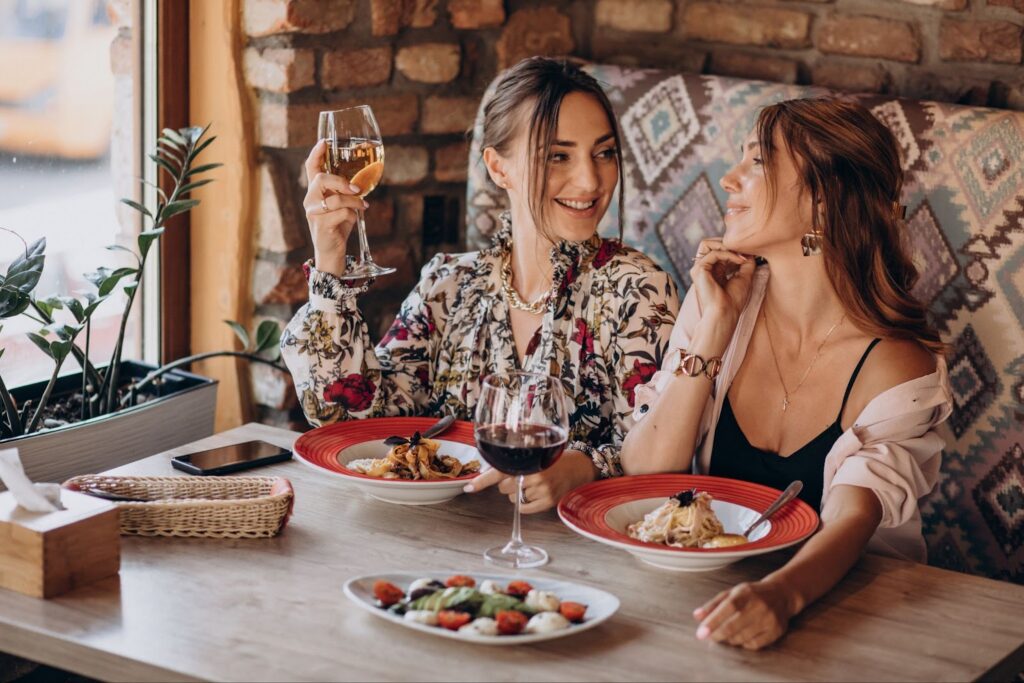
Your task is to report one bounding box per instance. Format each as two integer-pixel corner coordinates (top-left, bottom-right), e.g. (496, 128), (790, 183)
(320, 197), (329, 212)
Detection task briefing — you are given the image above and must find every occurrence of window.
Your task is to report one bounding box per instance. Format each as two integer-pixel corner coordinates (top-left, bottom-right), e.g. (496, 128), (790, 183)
(0, 0), (146, 387)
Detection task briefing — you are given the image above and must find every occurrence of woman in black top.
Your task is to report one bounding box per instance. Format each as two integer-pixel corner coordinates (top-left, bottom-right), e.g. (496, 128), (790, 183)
(620, 98), (951, 650)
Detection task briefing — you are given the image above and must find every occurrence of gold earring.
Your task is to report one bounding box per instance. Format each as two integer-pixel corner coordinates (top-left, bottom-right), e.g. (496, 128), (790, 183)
(801, 227), (823, 257)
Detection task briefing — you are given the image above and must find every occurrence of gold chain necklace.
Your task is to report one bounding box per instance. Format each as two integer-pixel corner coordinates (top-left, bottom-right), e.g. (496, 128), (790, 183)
(500, 250), (552, 315)
(762, 304), (845, 412)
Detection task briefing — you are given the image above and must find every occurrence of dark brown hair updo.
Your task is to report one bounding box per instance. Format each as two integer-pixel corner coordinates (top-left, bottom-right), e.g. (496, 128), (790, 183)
(756, 97), (944, 354)
(480, 57), (624, 241)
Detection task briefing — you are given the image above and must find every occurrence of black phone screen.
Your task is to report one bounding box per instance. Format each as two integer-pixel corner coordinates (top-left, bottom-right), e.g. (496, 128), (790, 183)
(177, 441), (288, 470)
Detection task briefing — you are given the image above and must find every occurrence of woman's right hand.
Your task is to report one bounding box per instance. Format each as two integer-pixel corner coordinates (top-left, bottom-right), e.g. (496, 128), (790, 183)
(688, 238), (756, 333)
(303, 139), (368, 277)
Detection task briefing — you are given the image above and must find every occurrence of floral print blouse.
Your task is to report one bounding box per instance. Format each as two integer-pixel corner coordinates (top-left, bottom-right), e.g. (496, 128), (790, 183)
(280, 213), (680, 476)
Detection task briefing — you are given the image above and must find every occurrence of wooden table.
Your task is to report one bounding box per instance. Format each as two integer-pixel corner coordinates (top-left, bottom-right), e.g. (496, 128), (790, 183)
(0, 422), (1022, 682)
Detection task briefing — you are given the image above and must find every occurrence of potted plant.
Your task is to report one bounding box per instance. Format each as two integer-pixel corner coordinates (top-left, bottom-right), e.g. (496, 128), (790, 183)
(0, 125), (285, 483)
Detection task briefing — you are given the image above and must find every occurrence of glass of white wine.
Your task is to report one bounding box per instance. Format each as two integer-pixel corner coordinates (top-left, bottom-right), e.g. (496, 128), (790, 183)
(317, 105), (395, 279)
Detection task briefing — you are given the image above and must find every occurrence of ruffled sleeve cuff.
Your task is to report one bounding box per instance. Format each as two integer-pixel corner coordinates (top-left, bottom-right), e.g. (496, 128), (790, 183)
(569, 440), (623, 479)
(304, 258), (374, 310)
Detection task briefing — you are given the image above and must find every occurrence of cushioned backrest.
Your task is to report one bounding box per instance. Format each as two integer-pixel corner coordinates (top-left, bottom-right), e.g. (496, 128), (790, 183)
(466, 64), (1024, 583)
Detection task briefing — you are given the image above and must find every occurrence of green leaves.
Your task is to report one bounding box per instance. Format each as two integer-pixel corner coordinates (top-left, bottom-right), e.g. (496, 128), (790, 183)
(0, 236), (45, 318)
(84, 266), (139, 297)
(0, 122), (221, 437)
(138, 227), (165, 258)
(224, 319), (282, 360)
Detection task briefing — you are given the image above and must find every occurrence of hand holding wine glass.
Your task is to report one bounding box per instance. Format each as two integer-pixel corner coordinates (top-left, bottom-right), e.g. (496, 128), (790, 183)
(302, 105), (394, 280)
(474, 372), (569, 569)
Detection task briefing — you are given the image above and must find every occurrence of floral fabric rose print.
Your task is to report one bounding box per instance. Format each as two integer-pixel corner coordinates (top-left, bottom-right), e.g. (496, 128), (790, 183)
(281, 212), (680, 472)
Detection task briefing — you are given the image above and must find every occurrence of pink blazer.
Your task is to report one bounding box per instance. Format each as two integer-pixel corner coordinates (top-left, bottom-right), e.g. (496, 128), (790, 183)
(633, 266), (953, 562)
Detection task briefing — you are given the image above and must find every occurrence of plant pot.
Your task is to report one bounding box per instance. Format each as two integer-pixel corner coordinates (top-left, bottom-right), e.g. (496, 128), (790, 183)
(1, 361), (218, 484)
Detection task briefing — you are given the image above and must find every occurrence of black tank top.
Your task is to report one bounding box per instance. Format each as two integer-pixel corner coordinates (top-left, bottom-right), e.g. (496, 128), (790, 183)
(709, 338), (882, 511)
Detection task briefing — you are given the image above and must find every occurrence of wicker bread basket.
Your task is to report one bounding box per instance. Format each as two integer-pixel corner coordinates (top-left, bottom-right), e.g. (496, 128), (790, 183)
(62, 475), (294, 538)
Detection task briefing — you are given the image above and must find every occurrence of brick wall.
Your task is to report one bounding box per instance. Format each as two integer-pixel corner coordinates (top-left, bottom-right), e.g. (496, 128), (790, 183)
(242, 0), (1024, 429)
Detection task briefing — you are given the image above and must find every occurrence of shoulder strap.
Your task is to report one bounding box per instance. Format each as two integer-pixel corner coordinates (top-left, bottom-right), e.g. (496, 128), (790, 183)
(838, 338), (883, 420)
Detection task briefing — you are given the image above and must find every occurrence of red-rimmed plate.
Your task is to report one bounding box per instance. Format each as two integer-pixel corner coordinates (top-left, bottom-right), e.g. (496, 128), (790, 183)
(558, 474), (819, 571)
(293, 417), (484, 505)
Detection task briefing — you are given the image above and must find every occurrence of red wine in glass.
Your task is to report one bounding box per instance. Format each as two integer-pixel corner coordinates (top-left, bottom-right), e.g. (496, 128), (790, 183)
(475, 424), (567, 475)
(474, 371), (569, 569)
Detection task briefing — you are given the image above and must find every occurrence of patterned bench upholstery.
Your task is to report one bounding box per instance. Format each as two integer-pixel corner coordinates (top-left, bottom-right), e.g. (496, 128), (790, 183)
(464, 64), (1024, 584)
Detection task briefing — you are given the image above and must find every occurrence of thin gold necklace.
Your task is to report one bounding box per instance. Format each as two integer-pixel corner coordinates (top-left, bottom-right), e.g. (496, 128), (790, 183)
(762, 303), (845, 412)
(500, 250), (552, 314)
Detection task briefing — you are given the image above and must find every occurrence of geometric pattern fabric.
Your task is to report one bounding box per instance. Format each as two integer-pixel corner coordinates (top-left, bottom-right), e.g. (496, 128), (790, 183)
(466, 65), (1024, 584)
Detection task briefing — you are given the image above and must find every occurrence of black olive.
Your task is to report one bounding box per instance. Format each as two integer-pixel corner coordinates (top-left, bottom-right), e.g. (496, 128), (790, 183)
(673, 488), (696, 506)
(409, 580), (445, 600)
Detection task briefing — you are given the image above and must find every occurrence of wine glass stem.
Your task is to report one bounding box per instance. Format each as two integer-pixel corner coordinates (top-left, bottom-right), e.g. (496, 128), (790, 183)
(354, 208), (374, 266)
(509, 475), (525, 549)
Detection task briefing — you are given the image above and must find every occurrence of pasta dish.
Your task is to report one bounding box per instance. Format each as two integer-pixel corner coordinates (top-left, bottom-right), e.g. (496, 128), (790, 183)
(348, 434), (480, 481)
(627, 489), (747, 549)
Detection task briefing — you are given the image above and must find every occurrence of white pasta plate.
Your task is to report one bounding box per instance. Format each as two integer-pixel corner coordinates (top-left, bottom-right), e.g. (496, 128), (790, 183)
(293, 417), (484, 505)
(343, 571), (620, 645)
(558, 474), (819, 572)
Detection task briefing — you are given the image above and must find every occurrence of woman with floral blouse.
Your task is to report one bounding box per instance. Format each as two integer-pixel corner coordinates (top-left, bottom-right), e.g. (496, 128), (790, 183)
(281, 57), (679, 512)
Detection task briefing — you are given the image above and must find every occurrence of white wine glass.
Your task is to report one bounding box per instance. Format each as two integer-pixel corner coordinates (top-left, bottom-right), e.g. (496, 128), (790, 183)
(474, 372), (570, 569)
(317, 105), (395, 280)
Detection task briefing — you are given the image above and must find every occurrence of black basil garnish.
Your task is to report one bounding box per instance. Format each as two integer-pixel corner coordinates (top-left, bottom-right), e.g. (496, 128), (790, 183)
(673, 488), (697, 507)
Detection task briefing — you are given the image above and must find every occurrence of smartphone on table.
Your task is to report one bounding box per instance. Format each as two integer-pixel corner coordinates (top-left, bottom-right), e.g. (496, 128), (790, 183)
(171, 440), (292, 476)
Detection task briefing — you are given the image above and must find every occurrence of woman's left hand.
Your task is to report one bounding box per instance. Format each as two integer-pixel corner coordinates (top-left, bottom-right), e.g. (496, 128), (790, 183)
(464, 450), (597, 513)
(693, 580), (797, 650)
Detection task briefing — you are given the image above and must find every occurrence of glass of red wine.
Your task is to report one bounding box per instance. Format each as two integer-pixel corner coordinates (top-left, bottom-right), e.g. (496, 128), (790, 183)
(474, 371), (569, 569)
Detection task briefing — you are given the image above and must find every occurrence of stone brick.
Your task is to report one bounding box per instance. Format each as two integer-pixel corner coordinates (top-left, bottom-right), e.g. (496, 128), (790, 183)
(898, 0), (967, 8)
(939, 20), (1022, 64)
(596, 0), (672, 33)
(988, 0), (1024, 11)
(818, 15), (920, 63)
(109, 29), (132, 77)
(250, 350), (297, 411)
(259, 95), (419, 148)
(435, 142), (469, 182)
(395, 43), (461, 84)
(383, 146), (429, 186)
(253, 259), (308, 306)
(709, 51), (798, 84)
(396, 194), (425, 239)
(322, 46), (393, 89)
(683, 3), (811, 49)
(243, 48), (315, 94)
(448, 0), (505, 29)
(258, 163), (307, 254)
(811, 61), (889, 93)
(364, 195), (395, 239)
(371, 0), (438, 36)
(497, 8), (575, 69)
(422, 96), (479, 134)
(243, 0), (355, 37)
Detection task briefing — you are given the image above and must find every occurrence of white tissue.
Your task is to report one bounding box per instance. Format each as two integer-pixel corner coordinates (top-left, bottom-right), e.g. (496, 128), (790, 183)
(0, 448), (63, 512)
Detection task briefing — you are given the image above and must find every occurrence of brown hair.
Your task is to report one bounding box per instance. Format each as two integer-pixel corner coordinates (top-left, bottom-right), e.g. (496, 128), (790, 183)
(480, 57), (624, 241)
(756, 97), (944, 354)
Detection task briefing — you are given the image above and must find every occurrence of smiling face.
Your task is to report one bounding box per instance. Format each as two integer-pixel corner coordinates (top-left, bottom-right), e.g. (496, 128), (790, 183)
(486, 91), (620, 243)
(719, 128), (814, 257)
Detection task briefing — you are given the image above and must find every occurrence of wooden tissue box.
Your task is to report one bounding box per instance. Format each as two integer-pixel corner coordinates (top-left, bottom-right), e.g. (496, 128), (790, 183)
(0, 489), (120, 598)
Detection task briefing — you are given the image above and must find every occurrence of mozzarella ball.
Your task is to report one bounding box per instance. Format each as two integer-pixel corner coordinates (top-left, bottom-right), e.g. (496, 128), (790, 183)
(525, 612), (571, 633)
(403, 610), (438, 626)
(524, 589), (560, 612)
(458, 617), (499, 636)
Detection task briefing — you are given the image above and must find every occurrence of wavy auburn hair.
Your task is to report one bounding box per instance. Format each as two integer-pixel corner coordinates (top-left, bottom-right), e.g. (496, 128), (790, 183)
(757, 97), (944, 354)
